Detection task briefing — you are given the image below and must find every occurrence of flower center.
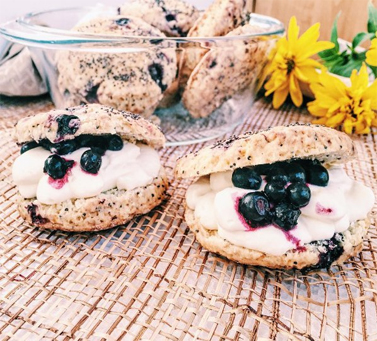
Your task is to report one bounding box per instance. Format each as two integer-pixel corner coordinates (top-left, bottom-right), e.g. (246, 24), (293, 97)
(287, 59), (295, 74)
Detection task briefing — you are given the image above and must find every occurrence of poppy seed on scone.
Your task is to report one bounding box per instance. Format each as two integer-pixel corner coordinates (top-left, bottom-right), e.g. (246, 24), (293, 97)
(13, 104), (168, 232)
(175, 124), (374, 270)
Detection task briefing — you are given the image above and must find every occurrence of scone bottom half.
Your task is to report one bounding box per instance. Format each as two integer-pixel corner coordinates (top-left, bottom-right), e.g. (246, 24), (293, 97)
(12, 104), (168, 232)
(176, 124), (375, 271)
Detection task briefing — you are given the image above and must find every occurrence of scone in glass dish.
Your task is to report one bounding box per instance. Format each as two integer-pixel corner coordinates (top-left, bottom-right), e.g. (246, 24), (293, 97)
(12, 104), (168, 231)
(175, 124), (375, 271)
(0, 0), (284, 145)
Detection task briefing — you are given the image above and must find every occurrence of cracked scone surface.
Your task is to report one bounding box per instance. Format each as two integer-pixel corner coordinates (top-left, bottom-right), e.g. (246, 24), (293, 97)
(19, 169), (168, 232)
(185, 206), (368, 270)
(180, 0), (250, 89)
(188, 0), (248, 38)
(119, 0), (199, 37)
(57, 16), (177, 117)
(14, 104), (166, 149)
(14, 104), (168, 231)
(183, 24), (272, 118)
(175, 124), (355, 178)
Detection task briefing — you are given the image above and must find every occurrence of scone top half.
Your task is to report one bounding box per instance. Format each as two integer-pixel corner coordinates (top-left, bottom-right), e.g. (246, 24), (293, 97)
(12, 104), (168, 232)
(175, 124), (375, 270)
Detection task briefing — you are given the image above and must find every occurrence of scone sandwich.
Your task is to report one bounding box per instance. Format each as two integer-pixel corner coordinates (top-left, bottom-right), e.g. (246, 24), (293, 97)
(175, 124), (375, 270)
(12, 104), (168, 232)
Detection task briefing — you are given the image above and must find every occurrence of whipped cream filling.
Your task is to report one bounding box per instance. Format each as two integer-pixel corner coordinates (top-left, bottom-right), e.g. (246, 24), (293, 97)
(12, 142), (161, 205)
(186, 166), (375, 256)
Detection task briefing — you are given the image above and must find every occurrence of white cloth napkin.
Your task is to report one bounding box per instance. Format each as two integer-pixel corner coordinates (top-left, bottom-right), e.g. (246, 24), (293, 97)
(0, 39), (47, 96)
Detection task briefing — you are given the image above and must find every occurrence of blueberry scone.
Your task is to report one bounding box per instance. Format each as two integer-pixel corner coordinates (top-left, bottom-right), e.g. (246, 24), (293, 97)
(12, 104), (168, 232)
(180, 0), (250, 90)
(175, 124), (375, 271)
(57, 16), (177, 118)
(182, 24), (272, 118)
(118, 0), (199, 37)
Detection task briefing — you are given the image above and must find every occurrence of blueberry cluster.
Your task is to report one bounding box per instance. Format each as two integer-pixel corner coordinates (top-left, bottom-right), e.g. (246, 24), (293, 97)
(22, 134), (124, 179)
(44, 155), (74, 180)
(233, 159), (329, 231)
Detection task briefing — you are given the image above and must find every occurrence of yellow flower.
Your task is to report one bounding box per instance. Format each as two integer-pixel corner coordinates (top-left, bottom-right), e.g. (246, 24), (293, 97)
(263, 17), (334, 109)
(366, 34), (377, 66)
(308, 64), (377, 134)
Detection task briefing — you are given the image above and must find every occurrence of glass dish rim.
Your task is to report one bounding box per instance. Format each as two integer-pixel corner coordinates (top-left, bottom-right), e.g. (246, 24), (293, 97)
(0, 6), (285, 47)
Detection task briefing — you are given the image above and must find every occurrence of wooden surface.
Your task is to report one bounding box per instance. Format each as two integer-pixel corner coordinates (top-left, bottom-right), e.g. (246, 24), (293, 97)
(254, 0), (377, 43)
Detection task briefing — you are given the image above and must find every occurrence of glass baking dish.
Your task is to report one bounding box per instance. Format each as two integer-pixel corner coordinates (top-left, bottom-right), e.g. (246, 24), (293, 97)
(0, 4), (284, 145)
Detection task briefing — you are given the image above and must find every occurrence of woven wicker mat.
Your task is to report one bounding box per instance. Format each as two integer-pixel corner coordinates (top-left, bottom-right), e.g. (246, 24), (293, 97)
(0, 95), (376, 341)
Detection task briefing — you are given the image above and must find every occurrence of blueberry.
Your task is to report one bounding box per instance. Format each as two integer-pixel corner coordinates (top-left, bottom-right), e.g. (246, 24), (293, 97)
(115, 18), (130, 26)
(273, 202), (301, 230)
(44, 155), (73, 179)
(238, 192), (271, 223)
(56, 115), (80, 138)
(77, 134), (93, 148)
(287, 182), (311, 207)
(253, 163), (272, 175)
(298, 159), (321, 168)
(91, 146), (106, 156)
(50, 140), (77, 155)
(20, 141), (39, 154)
(107, 135), (123, 151)
(77, 135), (108, 150)
(84, 83), (100, 104)
(266, 166), (288, 185)
(39, 139), (52, 150)
(306, 165), (329, 186)
(264, 182), (286, 202)
(148, 63), (167, 92)
(209, 60), (217, 68)
(80, 150), (102, 174)
(283, 162), (306, 183)
(165, 14), (176, 21)
(232, 168), (262, 190)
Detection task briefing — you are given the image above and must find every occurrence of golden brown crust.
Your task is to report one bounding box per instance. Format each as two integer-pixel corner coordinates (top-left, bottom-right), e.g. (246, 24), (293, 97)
(179, 0), (249, 92)
(188, 0), (248, 38)
(185, 206), (368, 270)
(175, 124), (355, 178)
(14, 104), (166, 149)
(182, 25), (271, 118)
(18, 168), (168, 232)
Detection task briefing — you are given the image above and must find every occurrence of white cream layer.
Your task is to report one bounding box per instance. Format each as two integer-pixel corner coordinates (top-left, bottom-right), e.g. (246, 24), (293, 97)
(12, 143), (161, 205)
(186, 167), (374, 256)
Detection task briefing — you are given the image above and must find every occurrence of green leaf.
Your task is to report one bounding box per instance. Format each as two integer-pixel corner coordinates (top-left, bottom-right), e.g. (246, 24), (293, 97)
(367, 1), (377, 33)
(352, 50), (367, 60)
(327, 57), (364, 77)
(370, 65), (377, 77)
(319, 13), (342, 67)
(318, 49), (338, 61)
(352, 32), (376, 49)
(330, 13), (341, 51)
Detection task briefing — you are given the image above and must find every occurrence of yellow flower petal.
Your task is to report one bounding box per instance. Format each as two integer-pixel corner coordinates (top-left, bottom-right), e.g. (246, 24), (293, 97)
(296, 66), (320, 82)
(308, 61), (377, 135)
(318, 72), (347, 99)
(296, 23), (320, 52)
(366, 37), (377, 67)
(343, 119), (354, 134)
(326, 113), (346, 127)
(289, 74), (303, 107)
(288, 17), (299, 50)
(362, 81), (377, 109)
(262, 16), (347, 111)
(312, 117), (328, 125)
(296, 41), (335, 61)
(350, 63), (369, 91)
(272, 81), (289, 109)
